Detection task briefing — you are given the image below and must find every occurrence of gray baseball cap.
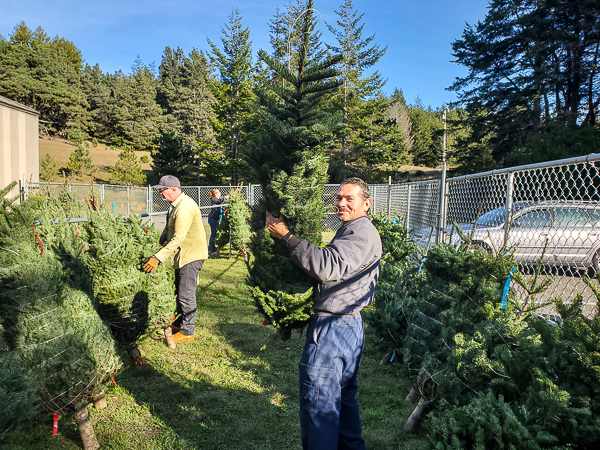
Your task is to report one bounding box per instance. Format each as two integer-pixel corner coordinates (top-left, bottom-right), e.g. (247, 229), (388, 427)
(152, 175), (181, 189)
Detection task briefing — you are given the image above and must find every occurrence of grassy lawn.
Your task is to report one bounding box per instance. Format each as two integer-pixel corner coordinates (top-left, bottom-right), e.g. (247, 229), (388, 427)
(5, 253), (425, 450)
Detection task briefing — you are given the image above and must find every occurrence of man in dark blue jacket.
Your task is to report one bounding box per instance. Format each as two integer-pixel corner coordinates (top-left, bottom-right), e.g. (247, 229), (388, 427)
(267, 177), (382, 450)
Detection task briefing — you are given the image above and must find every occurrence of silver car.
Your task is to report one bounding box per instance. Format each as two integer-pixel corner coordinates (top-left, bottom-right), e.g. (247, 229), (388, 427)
(416, 201), (600, 271)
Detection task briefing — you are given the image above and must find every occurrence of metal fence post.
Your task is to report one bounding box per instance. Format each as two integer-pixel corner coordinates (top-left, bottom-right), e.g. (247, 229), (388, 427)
(504, 172), (514, 243)
(387, 176), (392, 216)
(435, 175), (447, 245)
(372, 186), (377, 213)
(127, 186), (130, 216)
(406, 184), (411, 230)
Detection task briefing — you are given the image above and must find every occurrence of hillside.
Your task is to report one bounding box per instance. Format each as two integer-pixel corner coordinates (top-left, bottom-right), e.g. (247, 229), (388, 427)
(39, 138), (153, 185)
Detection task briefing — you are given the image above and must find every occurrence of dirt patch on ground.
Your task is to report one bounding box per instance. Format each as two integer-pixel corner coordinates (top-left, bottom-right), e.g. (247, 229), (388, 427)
(39, 138), (153, 184)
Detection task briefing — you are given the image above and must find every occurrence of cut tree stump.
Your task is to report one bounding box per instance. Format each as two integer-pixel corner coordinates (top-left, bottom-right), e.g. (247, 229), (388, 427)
(405, 384), (420, 404)
(164, 326), (176, 349)
(404, 397), (428, 431)
(380, 350), (394, 365)
(74, 406), (100, 450)
(92, 390), (107, 409)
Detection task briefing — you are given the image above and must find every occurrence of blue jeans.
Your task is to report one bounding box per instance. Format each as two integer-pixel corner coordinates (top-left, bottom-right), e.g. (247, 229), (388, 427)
(208, 218), (219, 252)
(299, 315), (366, 450)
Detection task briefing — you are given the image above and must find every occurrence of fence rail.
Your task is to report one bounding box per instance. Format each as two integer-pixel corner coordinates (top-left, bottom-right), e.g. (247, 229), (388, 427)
(25, 152), (600, 315)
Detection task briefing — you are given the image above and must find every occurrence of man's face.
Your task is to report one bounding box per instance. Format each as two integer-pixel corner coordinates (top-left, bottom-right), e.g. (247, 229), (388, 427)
(159, 187), (180, 203)
(334, 183), (371, 223)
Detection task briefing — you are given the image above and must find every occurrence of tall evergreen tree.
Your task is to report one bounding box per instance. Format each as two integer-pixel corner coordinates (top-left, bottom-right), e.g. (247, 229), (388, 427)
(81, 63), (112, 140)
(151, 131), (197, 182)
(158, 47), (216, 150)
(207, 8), (255, 185)
(109, 146), (147, 186)
(348, 93), (410, 180)
(0, 22), (89, 138)
(245, 0), (343, 338)
(109, 57), (164, 151)
(407, 99), (442, 167)
(450, 0), (600, 164)
(325, 0), (387, 171)
(386, 88), (414, 154)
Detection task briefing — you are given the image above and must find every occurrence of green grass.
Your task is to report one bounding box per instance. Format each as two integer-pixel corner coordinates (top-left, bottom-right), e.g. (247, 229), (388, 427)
(5, 254), (425, 450)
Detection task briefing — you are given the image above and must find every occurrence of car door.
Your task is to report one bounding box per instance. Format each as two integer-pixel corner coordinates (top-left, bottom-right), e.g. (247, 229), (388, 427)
(551, 206), (594, 266)
(509, 208), (553, 264)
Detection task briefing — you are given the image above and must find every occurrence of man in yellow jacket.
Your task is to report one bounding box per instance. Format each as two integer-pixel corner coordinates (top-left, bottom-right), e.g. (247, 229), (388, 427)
(142, 175), (208, 343)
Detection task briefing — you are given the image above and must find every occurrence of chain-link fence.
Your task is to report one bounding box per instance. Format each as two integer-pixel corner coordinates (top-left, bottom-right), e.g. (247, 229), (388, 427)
(24, 153), (600, 314)
(408, 154), (600, 316)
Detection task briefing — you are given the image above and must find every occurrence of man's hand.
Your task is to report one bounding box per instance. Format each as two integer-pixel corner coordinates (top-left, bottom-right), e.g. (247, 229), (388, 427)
(141, 256), (160, 273)
(266, 211), (289, 239)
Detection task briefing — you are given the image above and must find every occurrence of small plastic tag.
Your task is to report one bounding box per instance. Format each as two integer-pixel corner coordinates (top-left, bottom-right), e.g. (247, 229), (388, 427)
(53, 413), (58, 436)
(501, 267), (515, 310)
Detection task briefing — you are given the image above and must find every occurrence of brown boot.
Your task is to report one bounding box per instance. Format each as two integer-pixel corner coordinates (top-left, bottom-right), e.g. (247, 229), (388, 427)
(172, 332), (195, 343)
(156, 325), (181, 336)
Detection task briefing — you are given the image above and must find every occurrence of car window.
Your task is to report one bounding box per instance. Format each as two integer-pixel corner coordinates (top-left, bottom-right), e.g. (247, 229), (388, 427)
(553, 207), (592, 227)
(586, 209), (600, 227)
(476, 207), (506, 227)
(515, 209), (552, 228)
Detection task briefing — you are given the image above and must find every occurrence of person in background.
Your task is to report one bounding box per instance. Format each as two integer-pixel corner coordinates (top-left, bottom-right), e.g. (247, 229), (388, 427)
(207, 189), (229, 255)
(266, 177), (382, 450)
(141, 175), (208, 343)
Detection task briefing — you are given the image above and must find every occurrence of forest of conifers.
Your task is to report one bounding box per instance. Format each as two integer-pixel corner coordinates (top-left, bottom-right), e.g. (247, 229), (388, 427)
(1, 0), (599, 185)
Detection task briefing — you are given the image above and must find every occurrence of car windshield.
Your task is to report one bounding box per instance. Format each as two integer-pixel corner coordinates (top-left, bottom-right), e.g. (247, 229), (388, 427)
(474, 208), (506, 227)
(473, 204), (529, 227)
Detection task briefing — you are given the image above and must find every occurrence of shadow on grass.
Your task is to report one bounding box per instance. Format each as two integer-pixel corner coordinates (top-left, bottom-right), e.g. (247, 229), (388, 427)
(106, 312), (305, 449)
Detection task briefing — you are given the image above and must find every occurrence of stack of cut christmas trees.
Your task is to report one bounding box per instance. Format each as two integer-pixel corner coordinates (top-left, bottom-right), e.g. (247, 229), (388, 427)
(366, 223), (600, 449)
(0, 182), (176, 449)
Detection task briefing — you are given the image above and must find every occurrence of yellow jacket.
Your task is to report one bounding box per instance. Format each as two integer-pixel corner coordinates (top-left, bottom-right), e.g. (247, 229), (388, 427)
(155, 192), (208, 268)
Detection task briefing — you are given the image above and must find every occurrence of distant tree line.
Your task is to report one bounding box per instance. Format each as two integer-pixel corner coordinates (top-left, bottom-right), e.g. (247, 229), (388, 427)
(1, 0), (599, 182)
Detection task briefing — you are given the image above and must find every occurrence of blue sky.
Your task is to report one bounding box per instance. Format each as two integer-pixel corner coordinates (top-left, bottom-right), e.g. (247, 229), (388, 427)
(2, 0), (489, 108)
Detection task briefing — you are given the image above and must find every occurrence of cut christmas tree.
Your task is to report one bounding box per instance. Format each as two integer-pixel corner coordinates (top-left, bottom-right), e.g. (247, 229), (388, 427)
(215, 188), (252, 259)
(244, 0), (343, 339)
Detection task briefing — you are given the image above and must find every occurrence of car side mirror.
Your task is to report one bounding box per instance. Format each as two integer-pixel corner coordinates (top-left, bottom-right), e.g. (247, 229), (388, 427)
(512, 220), (520, 228)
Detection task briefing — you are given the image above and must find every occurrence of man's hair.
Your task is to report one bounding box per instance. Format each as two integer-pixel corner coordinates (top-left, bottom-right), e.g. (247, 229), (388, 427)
(209, 188), (220, 198)
(340, 177), (370, 201)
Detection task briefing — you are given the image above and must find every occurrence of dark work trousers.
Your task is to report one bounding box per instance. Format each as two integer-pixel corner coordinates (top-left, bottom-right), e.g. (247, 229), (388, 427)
(299, 315), (366, 450)
(172, 260), (204, 335)
(208, 217), (219, 252)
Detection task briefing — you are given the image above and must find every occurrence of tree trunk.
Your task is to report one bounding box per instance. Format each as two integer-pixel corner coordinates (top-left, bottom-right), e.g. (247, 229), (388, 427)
(74, 406), (100, 450)
(404, 397), (428, 431)
(164, 326), (176, 349)
(92, 390), (107, 410)
(405, 384), (420, 404)
(380, 350), (394, 365)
